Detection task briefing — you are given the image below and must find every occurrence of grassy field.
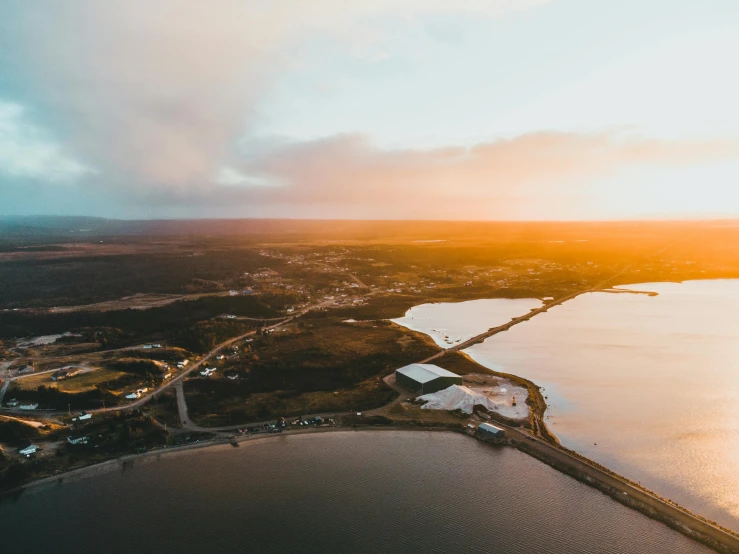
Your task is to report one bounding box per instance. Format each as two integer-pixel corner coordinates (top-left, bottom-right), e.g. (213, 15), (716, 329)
(0, 414), (64, 444)
(13, 368), (129, 393)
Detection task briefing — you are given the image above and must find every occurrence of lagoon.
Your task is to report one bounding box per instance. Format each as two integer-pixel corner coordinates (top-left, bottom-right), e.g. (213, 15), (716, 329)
(391, 297), (543, 348)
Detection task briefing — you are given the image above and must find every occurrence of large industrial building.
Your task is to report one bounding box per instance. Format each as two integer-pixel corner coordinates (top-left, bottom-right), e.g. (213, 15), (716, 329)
(395, 363), (463, 394)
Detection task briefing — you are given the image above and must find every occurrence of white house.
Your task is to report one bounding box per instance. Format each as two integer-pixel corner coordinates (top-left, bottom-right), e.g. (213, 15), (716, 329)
(19, 444), (40, 456)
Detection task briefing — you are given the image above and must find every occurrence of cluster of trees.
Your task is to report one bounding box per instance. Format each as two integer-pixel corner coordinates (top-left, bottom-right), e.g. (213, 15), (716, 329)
(0, 248), (282, 308)
(0, 418), (41, 446)
(105, 358), (166, 379)
(11, 385), (117, 411)
(0, 295), (279, 342)
(0, 458), (34, 490)
(199, 321), (437, 398)
(171, 320), (253, 353)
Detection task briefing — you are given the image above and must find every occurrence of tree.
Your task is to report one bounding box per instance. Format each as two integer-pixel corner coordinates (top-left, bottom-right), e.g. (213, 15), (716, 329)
(120, 421), (131, 446)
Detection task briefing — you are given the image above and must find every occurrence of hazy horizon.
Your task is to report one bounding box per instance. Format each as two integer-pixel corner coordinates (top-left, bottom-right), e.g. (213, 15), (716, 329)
(4, 213), (739, 223)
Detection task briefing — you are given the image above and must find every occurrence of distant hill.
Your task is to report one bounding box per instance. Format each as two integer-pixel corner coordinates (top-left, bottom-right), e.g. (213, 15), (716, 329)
(2, 215), (739, 241)
(0, 215), (126, 237)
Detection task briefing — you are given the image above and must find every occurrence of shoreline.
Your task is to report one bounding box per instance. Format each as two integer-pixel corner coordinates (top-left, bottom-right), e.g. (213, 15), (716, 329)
(6, 280), (739, 552)
(2, 425), (454, 497)
(6, 422), (739, 554)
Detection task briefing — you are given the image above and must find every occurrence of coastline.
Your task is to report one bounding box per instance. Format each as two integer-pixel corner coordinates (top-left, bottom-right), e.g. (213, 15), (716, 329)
(2, 425), (455, 497)
(7, 420), (739, 554)
(7, 280), (739, 552)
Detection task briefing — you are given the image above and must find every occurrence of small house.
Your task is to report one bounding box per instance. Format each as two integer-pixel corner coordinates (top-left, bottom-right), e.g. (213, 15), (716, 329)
(18, 443), (40, 456)
(477, 423), (505, 439)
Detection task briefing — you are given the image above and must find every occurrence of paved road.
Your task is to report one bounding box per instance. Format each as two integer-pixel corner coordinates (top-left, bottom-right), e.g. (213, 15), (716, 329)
(0, 380), (11, 407)
(100, 319), (295, 414)
(3, 265), (368, 418)
(174, 381), (189, 426)
(499, 423), (739, 552)
(92, 295), (343, 415)
(1, 314), (292, 416)
(367, 371), (739, 551)
(179, 410), (350, 434)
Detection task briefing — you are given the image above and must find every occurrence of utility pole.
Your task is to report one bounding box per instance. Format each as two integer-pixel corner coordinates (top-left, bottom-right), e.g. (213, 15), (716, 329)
(68, 403), (71, 416)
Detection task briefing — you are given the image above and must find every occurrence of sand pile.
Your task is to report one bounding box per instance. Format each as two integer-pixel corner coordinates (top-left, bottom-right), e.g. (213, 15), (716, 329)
(418, 385), (505, 414)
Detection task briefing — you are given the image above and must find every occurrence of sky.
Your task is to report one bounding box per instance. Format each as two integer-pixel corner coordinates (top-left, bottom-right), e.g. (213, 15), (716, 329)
(1, 0), (738, 220)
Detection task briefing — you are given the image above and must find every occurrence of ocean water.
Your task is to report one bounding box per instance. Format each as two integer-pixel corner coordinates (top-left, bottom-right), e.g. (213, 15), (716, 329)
(395, 280), (739, 531)
(0, 431), (710, 553)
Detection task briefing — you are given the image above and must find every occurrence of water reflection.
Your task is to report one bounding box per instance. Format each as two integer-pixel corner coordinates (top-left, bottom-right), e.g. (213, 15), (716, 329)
(460, 280), (739, 530)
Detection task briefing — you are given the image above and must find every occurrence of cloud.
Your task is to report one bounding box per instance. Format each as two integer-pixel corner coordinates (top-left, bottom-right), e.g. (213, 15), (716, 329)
(0, 100), (91, 182)
(3, 1), (737, 220)
(111, 130), (735, 219)
(0, 0), (548, 198)
(230, 131), (739, 211)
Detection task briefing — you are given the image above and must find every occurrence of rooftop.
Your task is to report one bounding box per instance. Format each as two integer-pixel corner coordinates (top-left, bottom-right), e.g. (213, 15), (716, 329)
(396, 363), (460, 384)
(478, 422), (505, 433)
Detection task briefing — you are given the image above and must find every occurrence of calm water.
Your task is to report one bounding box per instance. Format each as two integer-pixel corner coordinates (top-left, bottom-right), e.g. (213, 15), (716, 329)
(395, 280), (739, 531)
(392, 298), (542, 348)
(0, 431), (709, 553)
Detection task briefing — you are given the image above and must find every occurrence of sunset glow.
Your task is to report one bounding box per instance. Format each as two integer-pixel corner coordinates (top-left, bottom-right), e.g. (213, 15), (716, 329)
(1, 0), (738, 218)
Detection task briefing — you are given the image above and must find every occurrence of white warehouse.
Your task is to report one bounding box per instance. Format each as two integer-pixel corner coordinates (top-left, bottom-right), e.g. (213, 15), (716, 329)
(394, 363), (463, 394)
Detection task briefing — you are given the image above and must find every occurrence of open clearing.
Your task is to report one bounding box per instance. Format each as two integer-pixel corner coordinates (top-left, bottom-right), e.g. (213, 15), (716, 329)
(13, 367), (127, 393)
